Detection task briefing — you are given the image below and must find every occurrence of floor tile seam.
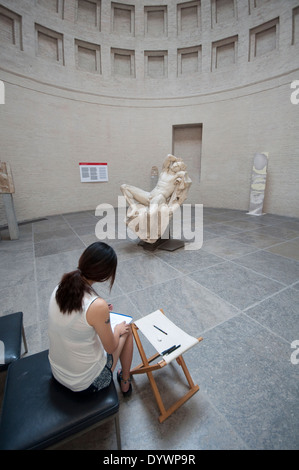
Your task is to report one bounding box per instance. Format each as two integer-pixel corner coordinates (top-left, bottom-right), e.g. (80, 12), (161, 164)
(228, 238), (289, 251)
(199, 244), (263, 263)
(32, 220), (71, 235)
(228, 258), (289, 286)
(203, 231), (274, 249)
(34, 246), (85, 260)
(114, 293), (144, 319)
(230, 243), (299, 266)
(32, 227), (80, 242)
(120, 270), (186, 296)
(210, 246), (263, 261)
(187, 257), (289, 311)
(196, 309), (242, 336)
(202, 225), (252, 236)
(206, 224), (294, 242)
(0, 242), (34, 257)
(206, 231), (298, 248)
(117, 251), (160, 278)
(226, 228), (299, 243)
(60, 214), (90, 247)
(236, 225), (299, 239)
(115, 249), (178, 295)
(223, 215), (299, 227)
(178, 259), (229, 277)
(205, 218), (299, 232)
(151, 247), (245, 278)
(184, 271), (246, 318)
(33, 235), (85, 252)
(32, 248), (85, 269)
(151, 250), (193, 276)
(61, 211), (97, 220)
(242, 282), (295, 314)
(32, 219), (85, 241)
(262, 247), (299, 264)
(196, 389), (251, 450)
(245, 238), (299, 251)
(290, 281), (299, 291)
(109, 291), (139, 311)
(261, 232), (299, 242)
(206, 222), (271, 234)
(114, 279), (127, 296)
(228, 229), (286, 241)
(203, 215), (270, 225)
(204, 212), (249, 219)
(264, 235), (299, 251)
(242, 310), (295, 347)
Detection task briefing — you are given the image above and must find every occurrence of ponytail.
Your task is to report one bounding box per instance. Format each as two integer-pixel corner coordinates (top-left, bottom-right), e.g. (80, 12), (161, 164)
(55, 242), (117, 314)
(55, 269), (92, 314)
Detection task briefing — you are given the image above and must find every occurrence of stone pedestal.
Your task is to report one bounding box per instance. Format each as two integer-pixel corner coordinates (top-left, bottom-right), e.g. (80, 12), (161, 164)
(2, 193), (19, 240)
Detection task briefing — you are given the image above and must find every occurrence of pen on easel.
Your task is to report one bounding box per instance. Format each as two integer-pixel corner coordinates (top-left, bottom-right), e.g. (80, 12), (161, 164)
(161, 344), (181, 355)
(154, 325), (168, 335)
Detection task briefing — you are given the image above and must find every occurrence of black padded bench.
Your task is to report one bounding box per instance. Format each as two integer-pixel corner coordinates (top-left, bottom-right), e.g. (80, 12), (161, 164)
(0, 350), (121, 450)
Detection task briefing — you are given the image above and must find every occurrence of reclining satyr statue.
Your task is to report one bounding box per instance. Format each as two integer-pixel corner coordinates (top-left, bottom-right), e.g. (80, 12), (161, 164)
(120, 154), (192, 244)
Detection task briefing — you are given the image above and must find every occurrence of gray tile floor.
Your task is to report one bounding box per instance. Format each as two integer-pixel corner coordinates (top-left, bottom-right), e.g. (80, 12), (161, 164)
(0, 207), (299, 450)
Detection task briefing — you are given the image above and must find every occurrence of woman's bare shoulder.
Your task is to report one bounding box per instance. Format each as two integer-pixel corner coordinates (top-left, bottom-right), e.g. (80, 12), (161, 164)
(87, 297), (109, 325)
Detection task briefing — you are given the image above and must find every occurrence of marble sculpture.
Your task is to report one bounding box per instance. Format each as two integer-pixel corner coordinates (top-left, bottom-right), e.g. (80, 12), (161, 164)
(247, 152), (268, 216)
(121, 154), (192, 244)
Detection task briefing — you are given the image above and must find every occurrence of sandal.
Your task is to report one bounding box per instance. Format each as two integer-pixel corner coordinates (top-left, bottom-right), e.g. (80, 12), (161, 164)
(117, 369), (132, 397)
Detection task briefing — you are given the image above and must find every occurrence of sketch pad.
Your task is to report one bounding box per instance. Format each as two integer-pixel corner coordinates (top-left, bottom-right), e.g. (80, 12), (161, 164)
(134, 310), (199, 364)
(110, 312), (132, 331)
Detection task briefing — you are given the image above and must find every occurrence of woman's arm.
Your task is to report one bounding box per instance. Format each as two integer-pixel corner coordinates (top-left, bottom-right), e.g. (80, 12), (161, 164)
(86, 298), (130, 354)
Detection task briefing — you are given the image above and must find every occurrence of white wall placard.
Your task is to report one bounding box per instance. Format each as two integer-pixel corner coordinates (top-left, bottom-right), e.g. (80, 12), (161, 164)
(79, 162), (108, 182)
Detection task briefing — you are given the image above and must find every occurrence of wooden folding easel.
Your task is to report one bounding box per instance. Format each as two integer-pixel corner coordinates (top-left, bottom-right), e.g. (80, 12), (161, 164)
(130, 309), (203, 423)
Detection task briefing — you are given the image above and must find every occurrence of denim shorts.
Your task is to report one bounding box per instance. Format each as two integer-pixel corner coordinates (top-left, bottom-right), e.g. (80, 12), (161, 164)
(82, 354), (113, 394)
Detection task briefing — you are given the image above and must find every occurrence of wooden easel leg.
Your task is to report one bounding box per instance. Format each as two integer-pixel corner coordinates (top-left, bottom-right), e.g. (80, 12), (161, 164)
(176, 355), (196, 389)
(131, 324), (167, 418)
(130, 352), (161, 374)
(158, 387), (199, 423)
(156, 356), (199, 423)
(147, 371), (167, 419)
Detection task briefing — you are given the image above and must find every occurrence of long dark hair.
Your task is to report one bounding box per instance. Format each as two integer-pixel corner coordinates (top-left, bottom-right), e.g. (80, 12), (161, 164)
(55, 242), (117, 314)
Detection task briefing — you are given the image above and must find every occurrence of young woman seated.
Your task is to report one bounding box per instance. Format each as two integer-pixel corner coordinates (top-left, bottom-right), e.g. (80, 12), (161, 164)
(48, 241), (133, 397)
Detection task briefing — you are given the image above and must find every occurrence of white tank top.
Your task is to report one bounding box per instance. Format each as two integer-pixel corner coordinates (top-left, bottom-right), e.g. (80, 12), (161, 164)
(48, 286), (107, 392)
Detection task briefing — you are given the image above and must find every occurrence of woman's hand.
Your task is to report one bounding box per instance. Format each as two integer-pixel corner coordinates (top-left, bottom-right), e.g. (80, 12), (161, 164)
(115, 321), (130, 337)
